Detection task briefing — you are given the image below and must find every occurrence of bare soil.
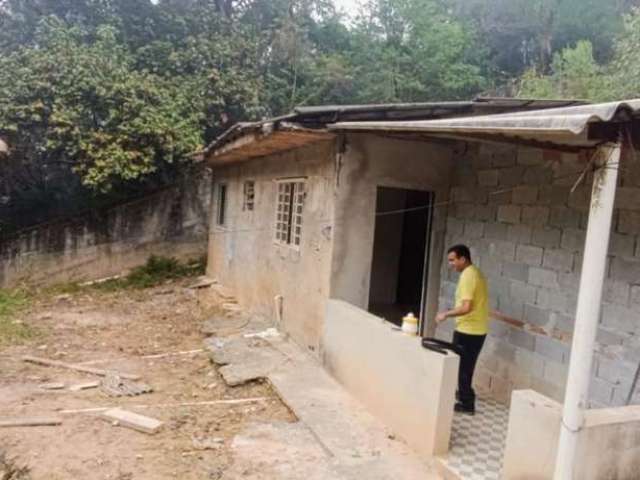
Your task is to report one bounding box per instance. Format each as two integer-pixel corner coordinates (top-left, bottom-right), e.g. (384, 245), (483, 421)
(0, 280), (294, 480)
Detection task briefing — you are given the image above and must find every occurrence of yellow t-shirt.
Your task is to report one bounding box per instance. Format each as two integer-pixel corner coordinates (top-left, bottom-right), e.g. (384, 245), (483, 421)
(455, 264), (489, 335)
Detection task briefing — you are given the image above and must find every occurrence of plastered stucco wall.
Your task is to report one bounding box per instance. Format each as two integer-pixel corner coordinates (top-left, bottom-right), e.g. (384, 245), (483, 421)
(330, 133), (455, 332)
(437, 142), (640, 407)
(0, 171), (211, 288)
(206, 140), (336, 352)
(503, 389), (640, 479)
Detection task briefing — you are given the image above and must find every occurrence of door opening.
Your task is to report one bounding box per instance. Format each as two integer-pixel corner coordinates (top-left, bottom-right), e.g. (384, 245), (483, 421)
(368, 186), (433, 328)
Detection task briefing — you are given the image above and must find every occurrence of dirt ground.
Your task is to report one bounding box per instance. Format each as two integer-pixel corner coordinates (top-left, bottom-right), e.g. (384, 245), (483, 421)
(0, 279), (294, 480)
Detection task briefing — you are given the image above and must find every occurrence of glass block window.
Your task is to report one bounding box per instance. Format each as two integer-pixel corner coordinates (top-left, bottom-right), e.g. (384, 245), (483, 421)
(275, 180), (305, 247)
(243, 181), (255, 211)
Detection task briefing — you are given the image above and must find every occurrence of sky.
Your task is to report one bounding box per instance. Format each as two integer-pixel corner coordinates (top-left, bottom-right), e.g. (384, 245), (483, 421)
(332, 0), (361, 17)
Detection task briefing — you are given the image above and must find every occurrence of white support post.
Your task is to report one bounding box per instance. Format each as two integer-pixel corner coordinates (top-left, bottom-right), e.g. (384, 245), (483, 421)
(553, 142), (621, 480)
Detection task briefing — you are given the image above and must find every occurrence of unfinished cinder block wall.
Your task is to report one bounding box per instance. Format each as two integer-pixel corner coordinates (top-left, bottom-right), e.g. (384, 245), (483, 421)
(437, 142), (640, 407)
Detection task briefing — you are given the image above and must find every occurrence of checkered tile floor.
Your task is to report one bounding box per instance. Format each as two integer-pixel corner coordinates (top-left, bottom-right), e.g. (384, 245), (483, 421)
(440, 397), (509, 480)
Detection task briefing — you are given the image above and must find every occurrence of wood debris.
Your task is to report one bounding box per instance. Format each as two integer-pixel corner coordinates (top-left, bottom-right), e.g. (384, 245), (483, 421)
(69, 381), (100, 392)
(0, 416), (63, 428)
(22, 355), (140, 380)
(39, 382), (65, 390)
(100, 375), (152, 397)
(101, 408), (163, 434)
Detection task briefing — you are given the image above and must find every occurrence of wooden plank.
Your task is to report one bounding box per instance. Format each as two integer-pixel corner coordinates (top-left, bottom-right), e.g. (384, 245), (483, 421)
(69, 381), (100, 392)
(22, 355), (140, 381)
(101, 408), (163, 434)
(0, 416), (62, 427)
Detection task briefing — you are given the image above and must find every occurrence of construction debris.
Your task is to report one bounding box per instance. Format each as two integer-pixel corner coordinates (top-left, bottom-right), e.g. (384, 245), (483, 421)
(39, 383), (65, 390)
(191, 436), (224, 451)
(243, 328), (280, 339)
(100, 375), (152, 397)
(22, 355), (140, 381)
(0, 416), (63, 428)
(141, 349), (204, 360)
(69, 381), (100, 392)
(101, 408), (163, 434)
(59, 397), (272, 414)
(188, 276), (217, 289)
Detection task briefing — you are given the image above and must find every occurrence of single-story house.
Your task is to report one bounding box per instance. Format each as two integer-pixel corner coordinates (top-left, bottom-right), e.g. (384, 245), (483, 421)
(202, 97), (640, 479)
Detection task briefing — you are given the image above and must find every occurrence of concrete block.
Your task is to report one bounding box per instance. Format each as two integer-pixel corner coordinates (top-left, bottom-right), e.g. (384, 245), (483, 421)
(484, 222), (509, 241)
(488, 189), (513, 205)
(600, 303), (637, 334)
(542, 248), (574, 273)
(531, 227), (561, 249)
(630, 285), (640, 308)
(499, 166), (526, 187)
(535, 335), (570, 363)
(510, 281), (537, 305)
(502, 261), (529, 282)
(560, 228), (585, 252)
(537, 288), (572, 314)
(543, 360), (568, 385)
(515, 245), (543, 266)
(523, 166), (553, 185)
(596, 356), (636, 386)
(514, 348), (546, 378)
(478, 169), (499, 187)
(491, 276), (512, 300)
(552, 311), (575, 333)
(617, 210), (640, 235)
(512, 186), (538, 205)
(487, 240), (516, 260)
(451, 203), (475, 220)
(521, 206), (550, 226)
(524, 303), (549, 327)
(549, 206), (580, 229)
(609, 257), (640, 284)
(509, 328), (535, 351)
(451, 187), (475, 204)
(101, 408), (163, 434)
(497, 205), (521, 224)
(489, 375), (513, 404)
(446, 217), (464, 236)
(464, 220), (485, 239)
(596, 327), (627, 346)
(479, 255), (502, 278)
(473, 366), (493, 391)
(588, 376), (615, 406)
(507, 224), (532, 244)
(529, 267), (559, 288)
(474, 204), (496, 222)
(489, 320), (511, 339)
(615, 187), (640, 211)
(517, 148), (544, 166)
(499, 297), (525, 320)
(609, 233), (635, 257)
(538, 185), (569, 206)
(490, 145), (518, 167)
(453, 173), (477, 187)
(602, 279), (630, 305)
(567, 186), (591, 210)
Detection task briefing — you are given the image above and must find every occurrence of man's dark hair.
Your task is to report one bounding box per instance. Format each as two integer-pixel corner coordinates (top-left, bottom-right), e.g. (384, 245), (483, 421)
(448, 244), (471, 262)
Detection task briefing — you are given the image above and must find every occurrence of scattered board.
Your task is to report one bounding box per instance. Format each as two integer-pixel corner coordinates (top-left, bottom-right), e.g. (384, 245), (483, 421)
(101, 408), (163, 434)
(22, 355), (140, 380)
(0, 416), (63, 428)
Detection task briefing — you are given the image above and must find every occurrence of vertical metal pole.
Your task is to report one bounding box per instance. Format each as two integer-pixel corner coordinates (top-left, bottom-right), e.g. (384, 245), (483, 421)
(553, 142), (621, 479)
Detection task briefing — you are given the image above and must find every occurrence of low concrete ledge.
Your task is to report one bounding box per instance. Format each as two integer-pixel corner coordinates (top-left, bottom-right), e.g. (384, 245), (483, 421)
(322, 299), (459, 457)
(503, 389), (640, 479)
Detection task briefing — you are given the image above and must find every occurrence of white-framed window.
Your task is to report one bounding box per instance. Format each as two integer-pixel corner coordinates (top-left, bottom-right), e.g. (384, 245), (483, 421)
(243, 180), (255, 211)
(274, 179), (305, 248)
(216, 183), (227, 226)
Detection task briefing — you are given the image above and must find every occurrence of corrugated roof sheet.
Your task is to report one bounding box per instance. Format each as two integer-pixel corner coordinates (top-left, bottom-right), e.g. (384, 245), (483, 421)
(330, 100), (640, 148)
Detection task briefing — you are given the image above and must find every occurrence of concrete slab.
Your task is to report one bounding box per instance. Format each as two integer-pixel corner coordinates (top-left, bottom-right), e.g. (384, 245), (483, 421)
(206, 327), (442, 479)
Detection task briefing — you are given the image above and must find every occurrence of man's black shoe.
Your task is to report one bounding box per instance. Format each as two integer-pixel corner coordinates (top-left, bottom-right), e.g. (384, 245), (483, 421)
(454, 402), (475, 415)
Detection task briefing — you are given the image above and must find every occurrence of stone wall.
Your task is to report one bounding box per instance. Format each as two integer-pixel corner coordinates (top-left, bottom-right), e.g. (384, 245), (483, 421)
(0, 170), (212, 288)
(437, 142), (640, 407)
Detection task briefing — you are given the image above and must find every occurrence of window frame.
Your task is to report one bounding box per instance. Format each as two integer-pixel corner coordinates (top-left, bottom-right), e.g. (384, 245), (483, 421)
(274, 178), (306, 250)
(243, 180), (255, 211)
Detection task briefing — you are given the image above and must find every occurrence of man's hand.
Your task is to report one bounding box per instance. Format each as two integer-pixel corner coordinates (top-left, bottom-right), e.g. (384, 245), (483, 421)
(435, 312), (448, 324)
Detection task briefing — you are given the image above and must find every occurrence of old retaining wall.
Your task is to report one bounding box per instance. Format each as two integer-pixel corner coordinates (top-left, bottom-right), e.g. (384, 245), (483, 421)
(0, 170), (212, 288)
(437, 142), (640, 407)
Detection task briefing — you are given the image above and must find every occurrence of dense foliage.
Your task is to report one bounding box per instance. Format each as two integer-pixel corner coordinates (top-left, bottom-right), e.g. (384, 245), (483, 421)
(1, 0), (639, 233)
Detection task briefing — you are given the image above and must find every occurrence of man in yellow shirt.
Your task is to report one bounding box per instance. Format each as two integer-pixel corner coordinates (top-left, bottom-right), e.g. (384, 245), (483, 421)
(435, 244), (489, 415)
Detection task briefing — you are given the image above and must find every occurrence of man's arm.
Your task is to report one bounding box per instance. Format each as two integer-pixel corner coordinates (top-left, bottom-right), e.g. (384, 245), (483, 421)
(435, 300), (473, 324)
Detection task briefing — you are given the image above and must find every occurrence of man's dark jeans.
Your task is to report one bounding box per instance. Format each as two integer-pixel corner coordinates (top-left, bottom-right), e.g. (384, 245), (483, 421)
(453, 330), (486, 409)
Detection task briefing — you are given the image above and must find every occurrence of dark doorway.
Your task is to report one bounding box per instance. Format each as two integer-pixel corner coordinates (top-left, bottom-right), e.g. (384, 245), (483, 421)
(368, 187), (433, 327)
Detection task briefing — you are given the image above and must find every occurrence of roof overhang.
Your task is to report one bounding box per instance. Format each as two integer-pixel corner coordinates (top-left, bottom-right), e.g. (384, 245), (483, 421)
(204, 122), (335, 166)
(329, 99), (640, 151)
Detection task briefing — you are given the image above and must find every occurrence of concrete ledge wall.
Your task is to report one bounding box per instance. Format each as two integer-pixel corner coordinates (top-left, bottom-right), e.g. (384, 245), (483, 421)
(438, 143), (640, 407)
(503, 389), (640, 479)
(0, 171), (211, 288)
(322, 299), (459, 457)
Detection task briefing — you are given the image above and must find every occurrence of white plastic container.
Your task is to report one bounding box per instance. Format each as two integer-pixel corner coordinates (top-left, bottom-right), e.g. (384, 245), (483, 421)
(401, 312), (418, 336)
